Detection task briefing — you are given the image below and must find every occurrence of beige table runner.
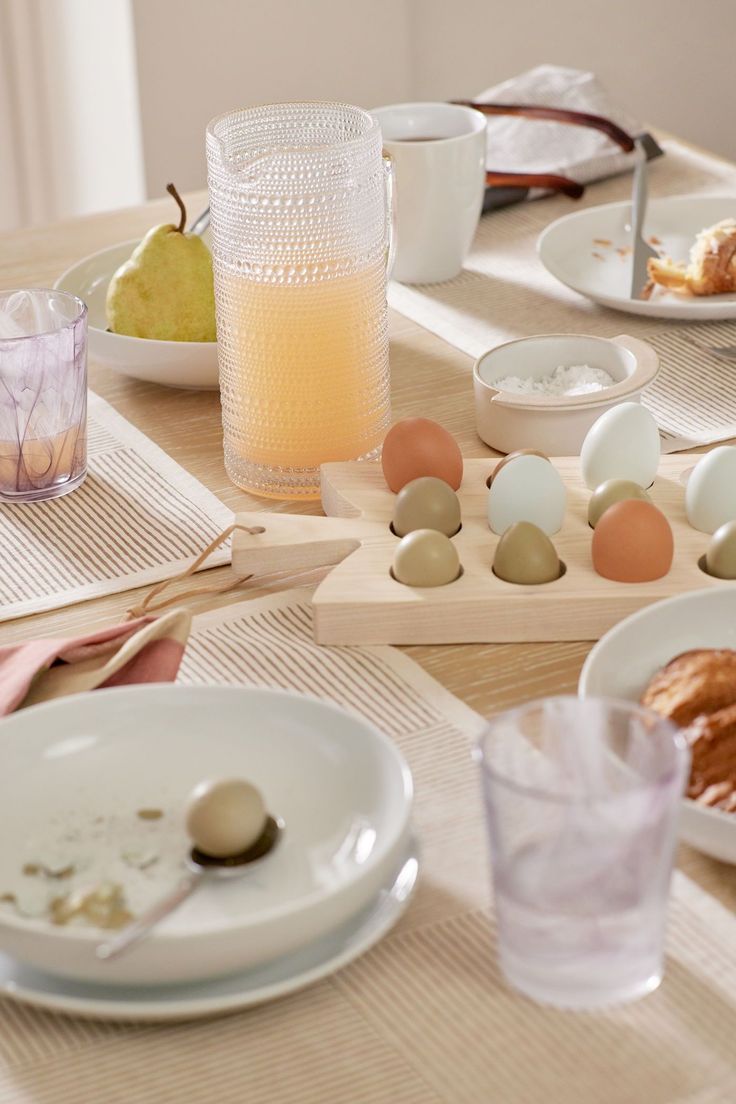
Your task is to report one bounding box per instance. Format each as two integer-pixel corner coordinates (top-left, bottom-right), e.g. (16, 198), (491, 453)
(388, 140), (736, 452)
(2, 589), (736, 1103)
(0, 393), (233, 623)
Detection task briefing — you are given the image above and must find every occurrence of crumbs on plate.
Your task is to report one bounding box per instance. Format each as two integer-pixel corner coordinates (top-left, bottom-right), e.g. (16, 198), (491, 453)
(0, 806), (174, 929)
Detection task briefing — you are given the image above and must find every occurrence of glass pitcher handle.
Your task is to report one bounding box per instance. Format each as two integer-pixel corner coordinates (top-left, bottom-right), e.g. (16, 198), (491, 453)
(382, 151), (397, 279)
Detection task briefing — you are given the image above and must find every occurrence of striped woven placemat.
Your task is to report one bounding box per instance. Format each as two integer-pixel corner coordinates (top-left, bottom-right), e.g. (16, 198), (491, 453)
(0, 393), (232, 622)
(388, 139), (736, 453)
(1, 589), (734, 1103)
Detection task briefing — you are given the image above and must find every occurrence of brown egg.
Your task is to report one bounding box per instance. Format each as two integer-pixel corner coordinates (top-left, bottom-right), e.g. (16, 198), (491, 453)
(392, 529), (461, 587)
(493, 521), (561, 585)
(488, 449), (549, 487)
(392, 476), (461, 537)
(592, 500), (674, 582)
(382, 418), (463, 492)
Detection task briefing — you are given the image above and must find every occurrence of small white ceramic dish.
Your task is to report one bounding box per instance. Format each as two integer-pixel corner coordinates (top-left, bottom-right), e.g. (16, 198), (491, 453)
(0, 685), (413, 986)
(473, 333), (659, 455)
(55, 240), (219, 389)
(0, 842), (418, 1023)
(579, 588), (736, 864)
(538, 195), (736, 319)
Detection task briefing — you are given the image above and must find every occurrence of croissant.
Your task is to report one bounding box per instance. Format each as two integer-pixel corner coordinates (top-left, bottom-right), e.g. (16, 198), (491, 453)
(640, 648), (736, 726)
(640, 647), (736, 809)
(646, 218), (736, 296)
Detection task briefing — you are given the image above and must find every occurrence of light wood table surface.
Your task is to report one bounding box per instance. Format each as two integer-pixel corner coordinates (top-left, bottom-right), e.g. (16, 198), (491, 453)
(1, 184), (734, 912)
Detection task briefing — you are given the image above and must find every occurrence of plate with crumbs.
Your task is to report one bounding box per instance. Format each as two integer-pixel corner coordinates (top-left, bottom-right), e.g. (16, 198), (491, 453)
(539, 194), (736, 319)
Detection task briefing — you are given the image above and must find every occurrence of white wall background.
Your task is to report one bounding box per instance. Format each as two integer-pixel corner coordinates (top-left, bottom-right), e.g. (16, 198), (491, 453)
(130, 0), (413, 200)
(0, 0), (145, 231)
(2, 0), (735, 230)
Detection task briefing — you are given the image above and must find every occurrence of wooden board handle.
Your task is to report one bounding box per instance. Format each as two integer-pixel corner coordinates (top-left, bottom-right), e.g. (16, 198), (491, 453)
(232, 512), (380, 576)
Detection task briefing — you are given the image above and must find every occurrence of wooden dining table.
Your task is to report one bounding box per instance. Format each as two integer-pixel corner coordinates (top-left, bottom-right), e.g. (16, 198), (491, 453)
(1, 161), (735, 922)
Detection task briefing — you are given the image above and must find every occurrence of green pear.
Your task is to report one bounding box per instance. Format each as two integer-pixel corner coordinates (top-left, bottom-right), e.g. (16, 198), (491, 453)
(106, 183), (216, 342)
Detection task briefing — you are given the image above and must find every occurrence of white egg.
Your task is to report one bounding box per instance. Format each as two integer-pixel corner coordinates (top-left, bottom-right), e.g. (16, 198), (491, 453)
(580, 403), (660, 491)
(487, 455), (566, 535)
(686, 446), (736, 534)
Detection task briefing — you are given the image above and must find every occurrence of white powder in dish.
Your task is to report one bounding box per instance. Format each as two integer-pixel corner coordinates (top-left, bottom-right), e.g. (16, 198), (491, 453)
(493, 364), (615, 396)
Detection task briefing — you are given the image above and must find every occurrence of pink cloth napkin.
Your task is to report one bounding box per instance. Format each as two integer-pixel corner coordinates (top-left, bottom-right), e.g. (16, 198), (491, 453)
(0, 608), (191, 715)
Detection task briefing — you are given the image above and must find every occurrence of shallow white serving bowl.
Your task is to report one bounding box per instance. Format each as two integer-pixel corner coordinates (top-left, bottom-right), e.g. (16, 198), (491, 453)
(473, 333), (659, 455)
(55, 240), (219, 389)
(0, 685), (413, 986)
(579, 588), (736, 864)
(538, 195), (736, 320)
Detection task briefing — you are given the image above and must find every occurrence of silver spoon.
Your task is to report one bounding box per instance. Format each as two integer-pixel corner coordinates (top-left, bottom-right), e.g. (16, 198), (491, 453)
(96, 814), (283, 962)
(189, 206), (210, 237)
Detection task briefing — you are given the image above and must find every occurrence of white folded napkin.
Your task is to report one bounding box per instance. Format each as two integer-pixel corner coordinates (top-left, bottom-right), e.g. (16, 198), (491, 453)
(479, 64), (648, 196)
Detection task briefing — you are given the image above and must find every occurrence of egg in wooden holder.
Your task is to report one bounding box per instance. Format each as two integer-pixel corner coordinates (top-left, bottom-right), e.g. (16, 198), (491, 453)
(229, 448), (734, 645)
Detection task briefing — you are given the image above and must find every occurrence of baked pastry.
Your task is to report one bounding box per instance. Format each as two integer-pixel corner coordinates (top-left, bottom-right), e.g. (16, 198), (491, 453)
(685, 705), (736, 807)
(640, 648), (736, 727)
(641, 647), (736, 809)
(646, 218), (736, 296)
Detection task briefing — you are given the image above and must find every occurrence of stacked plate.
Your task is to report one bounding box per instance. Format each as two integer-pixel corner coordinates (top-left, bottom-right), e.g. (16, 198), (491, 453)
(0, 686), (416, 1021)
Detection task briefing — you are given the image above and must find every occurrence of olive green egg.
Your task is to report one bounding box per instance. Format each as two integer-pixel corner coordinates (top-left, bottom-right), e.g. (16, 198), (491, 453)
(392, 476), (461, 537)
(588, 478), (651, 528)
(493, 521), (561, 585)
(392, 529), (461, 587)
(704, 520), (736, 579)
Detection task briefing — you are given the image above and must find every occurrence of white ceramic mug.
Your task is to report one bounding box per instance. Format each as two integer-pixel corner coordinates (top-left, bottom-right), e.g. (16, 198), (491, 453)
(372, 102), (487, 285)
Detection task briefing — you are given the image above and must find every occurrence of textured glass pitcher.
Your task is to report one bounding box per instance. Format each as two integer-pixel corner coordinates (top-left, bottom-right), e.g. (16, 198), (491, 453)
(206, 102), (393, 499)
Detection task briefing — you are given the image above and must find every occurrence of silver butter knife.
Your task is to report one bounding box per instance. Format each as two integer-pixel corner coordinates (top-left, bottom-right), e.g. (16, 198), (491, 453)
(630, 137), (658, 299)
(631, 140), (657, 300)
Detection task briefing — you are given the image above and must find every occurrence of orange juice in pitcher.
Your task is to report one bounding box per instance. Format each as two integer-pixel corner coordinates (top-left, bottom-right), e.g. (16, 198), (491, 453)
(207, 103), (393, 500)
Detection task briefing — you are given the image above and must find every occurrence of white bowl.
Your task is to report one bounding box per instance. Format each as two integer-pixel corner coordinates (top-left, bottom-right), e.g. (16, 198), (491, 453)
(55, 240), (219, 390)
(473, 333), (659, 455)
(579, 589), (736, 864)
(0, 685), (413, 985)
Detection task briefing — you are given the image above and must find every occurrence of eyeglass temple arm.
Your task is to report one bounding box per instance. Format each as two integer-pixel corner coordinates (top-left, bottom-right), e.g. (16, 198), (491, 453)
(452, 101), (636, 199)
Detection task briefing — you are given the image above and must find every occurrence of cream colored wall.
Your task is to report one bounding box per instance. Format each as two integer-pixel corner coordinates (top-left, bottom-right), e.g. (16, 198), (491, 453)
(407, 0), (736, 163)
(130, 0), (413, 201)
(0, 0), (145, 232)
(130, 0), (736, 205)
(3, 0), (734, 231)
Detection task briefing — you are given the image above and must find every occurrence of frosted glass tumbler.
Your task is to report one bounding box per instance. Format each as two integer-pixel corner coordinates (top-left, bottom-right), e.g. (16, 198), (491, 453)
(0, 289), (87, 502)
(206, 102), (393, 499)
(476, 697), (689, 1009)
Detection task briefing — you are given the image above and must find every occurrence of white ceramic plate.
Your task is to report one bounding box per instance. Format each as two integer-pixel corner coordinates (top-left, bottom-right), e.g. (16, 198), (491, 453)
(55, 240), (219, 389)
(579, 588), (736, 863)
(0, 685), (413, 986)
(0, 842), (418, 1022)
(538, 194), (736, 319)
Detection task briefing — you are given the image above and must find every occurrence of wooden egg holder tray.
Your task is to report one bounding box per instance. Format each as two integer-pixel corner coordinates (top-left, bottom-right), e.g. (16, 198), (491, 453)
(232, 456), (723, 645)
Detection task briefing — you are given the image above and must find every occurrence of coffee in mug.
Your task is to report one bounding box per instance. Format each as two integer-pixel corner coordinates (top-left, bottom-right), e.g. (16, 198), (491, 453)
(372, 102), (487, 284)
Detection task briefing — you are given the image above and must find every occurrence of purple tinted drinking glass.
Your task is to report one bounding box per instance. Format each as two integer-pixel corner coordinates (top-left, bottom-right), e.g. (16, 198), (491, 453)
(475, 696), (689, 1009)
(0, 289), (87, 502)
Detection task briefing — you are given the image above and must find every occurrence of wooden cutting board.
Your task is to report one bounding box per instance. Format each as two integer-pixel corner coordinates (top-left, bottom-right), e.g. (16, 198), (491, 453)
(231, 456), (724, 645)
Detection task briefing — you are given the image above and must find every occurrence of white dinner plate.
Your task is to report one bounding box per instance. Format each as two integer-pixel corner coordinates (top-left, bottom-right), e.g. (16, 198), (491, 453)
(579, 588), (736, 864)
(0, 685), (413, 986)
(538, 194), (736, 319)
(0, 842), (418, 1022)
